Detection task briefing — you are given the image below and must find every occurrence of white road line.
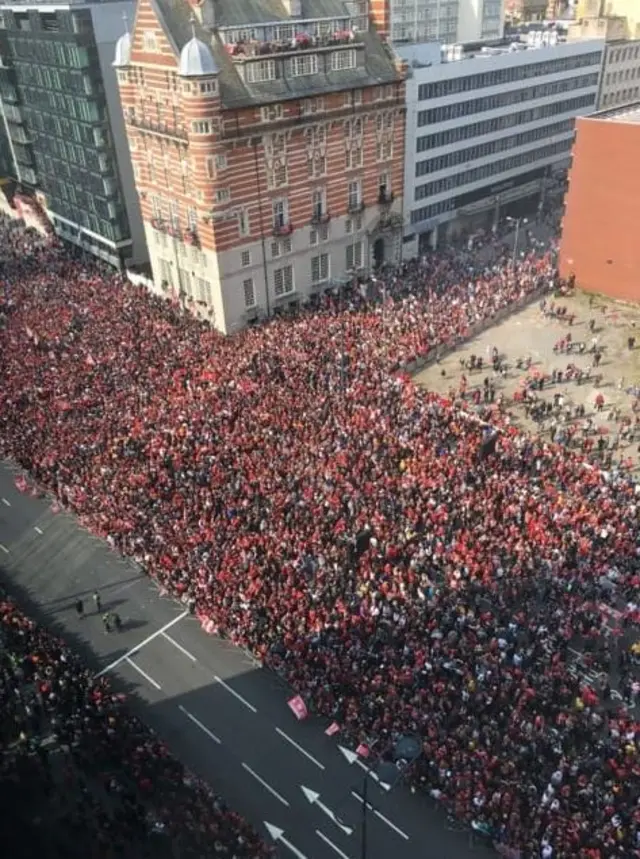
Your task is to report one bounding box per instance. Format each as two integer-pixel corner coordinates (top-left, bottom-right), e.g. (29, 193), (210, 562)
(162, 631), (197, 662)
(275, 727), (325, 771)
(2, 497), (10, 506)
(241, 763), (289, 807)
(178, 705), (221, 744)
(350, 792), (409, 841)
(316, 830), (353, 859)
(34, 526), (43, 535)
(214, 675), (257, 713)
(94, 609), (189, 678)
(125, 657), (162, 690)
(0, 544), (9, 554)
(355, 759), (380, 781)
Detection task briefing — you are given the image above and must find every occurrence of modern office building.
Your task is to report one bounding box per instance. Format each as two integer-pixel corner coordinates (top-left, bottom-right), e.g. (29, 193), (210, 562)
(0, 0), (147, 268)
(597, 38), (640, 107)
(370, 0), (504, 45)
(116, 0), (406, 333)
(401, 34), (603, 255)
(559, 104), (640, 302)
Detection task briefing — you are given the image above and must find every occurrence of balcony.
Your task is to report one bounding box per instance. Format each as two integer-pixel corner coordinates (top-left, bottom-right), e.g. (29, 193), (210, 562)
(378, 190), (394, 206)
(128, 115), (187, 141)
(311, 210), (331, 225)
(272, 220), (293, 237)
(225, 29), (360, 62)
(183, 228), (200, 247)
(347, 200), (364, 214)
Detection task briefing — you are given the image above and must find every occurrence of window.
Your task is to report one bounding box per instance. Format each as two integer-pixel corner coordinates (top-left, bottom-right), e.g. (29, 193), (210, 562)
(143, 31), (158, 52)
(308, 153), (326, 178)
(238, 210), (250, 237)
(274, 264), (294, 297)
(346, 241), (363, 270)
(347, 180), (361, 209)
(345, 146), (363, 169)
(331, 50), (356, 71)
(187, 207), (198, 231)
(206, 156), (215, 179)
(191, 120), (211, 134)
(289, 54), (318, 77)
(272, 198), (288, 228)
(246, 61), (276, 84)
(311, 253), (329, 284)
(216, 154), (228, 170)
(261, 104), (283, 122)
(216, 188), (230, 203)
(241, 250), (251, 267)
(243, 278), (256, 309)
(301, 97), (324, 115)
(376, 139), (393, 161)
(200, 81), (216, 95)
(271, 238), (292, 258)
(312, 188), (325, 218)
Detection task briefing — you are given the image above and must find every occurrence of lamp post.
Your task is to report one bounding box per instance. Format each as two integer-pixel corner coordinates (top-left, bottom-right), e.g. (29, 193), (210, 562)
(505, 215), (528, 267)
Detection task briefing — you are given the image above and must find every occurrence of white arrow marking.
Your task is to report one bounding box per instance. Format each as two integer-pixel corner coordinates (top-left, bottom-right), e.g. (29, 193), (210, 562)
(264, 822), (308, 859)
(350, 791), (409, 840)
(301, 786), (353, 835)
(338, 746), (391, 791)
(338, 745), (359, 765)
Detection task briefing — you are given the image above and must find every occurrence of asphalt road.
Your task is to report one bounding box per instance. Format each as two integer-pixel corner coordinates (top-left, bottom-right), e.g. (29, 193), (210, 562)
(0, 459), (494, 859)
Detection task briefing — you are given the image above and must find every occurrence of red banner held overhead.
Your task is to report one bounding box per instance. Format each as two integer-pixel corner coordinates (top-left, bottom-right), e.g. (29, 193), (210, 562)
(325, 722), (341, 737)
(287, 695), (308, 721)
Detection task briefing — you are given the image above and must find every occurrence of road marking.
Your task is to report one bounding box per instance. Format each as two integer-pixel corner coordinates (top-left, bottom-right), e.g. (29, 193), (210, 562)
(275, 727), (325, 771)
(162, 631), (197, 662)
(215, 675), (257, 713)
(0, 544), (9, 554)
(94, 609), (189, 678)
(350, 792), (409, 840)
(178, 705), (221, 744)
(242, 763), (289, 806)
(34, 526), (43, 535)
(2, 497), (10, 506)
(316, 830), (353, 859)
(125, 657), (162, 690)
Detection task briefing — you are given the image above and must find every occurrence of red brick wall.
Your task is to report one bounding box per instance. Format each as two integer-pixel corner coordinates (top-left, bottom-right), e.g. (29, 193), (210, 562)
(559, 116), (640, 303)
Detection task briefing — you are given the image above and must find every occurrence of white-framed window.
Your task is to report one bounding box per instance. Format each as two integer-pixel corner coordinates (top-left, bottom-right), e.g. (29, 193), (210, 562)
(159, 258), (173, 286)
(200, 81), (217, 95)
(191, 120), (211, 135)
(216, 188), (230, 203)
(187, 207), (198, 231)
(271, 237), (292, 258)
(243, 277), (256, 309)
(347, 180), (361, 209)
(309, 224), (329, 246)
(143, 31), (158, 52)
(205, 156), (215, 179)
(345, 218), (353, 235)
(196, 276), (209, 303)
(274, 264), (294, 297)
(216, 154), (228, 170)
(376, 139), (393, 161)
(246, 60), (276, 84)
(261, 104), (283, 122)
(312, 188), (325, 218)
(272, 198), (288, 228)
(308, 153), (326, 178)
(311, 253), (329, 284)
(345, 146), (363, 169)
(301, 97), (325, 115)
(241, 250), (251, 267)
(379, 171), (390, 198)
(331, 49), (356, 72)
(289, 54), (318, 77)
(169, 200), (180, 229)
(346, 240), (363, 270)
(238, 210), (250, 237)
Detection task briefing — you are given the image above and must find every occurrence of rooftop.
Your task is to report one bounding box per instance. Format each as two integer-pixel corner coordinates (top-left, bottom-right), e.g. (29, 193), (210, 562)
(595, 102), (640, 124)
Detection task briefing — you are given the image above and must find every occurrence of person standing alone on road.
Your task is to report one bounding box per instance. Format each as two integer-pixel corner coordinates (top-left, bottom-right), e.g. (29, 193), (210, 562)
(75, 599), (84, 619)
(93, 590), (101, 614)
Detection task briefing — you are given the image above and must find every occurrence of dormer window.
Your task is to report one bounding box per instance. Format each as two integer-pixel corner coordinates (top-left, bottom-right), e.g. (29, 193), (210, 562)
(331, 49), (356, 71)
(246, 60), (276, 83)
(288, 55), (317, 77)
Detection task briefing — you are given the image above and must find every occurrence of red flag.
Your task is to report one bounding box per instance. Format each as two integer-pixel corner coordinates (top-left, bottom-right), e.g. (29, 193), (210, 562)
(325, 722), (341, 737)
(356, 743), (370, 758)
(287, 695), (308, 721)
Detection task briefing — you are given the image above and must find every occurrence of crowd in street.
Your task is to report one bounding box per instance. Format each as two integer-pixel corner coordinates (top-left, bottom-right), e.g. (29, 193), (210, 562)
(1, 219), (640, 859)
(0, 587), (269, 859)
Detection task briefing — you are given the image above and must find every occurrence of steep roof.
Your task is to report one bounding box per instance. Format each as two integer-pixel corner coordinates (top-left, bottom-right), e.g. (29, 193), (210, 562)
(179, 35), (219, 76)
(151, 0), (401, 109)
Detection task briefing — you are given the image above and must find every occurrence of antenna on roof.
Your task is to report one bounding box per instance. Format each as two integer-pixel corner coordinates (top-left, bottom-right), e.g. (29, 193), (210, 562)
(190, 14), (197, 39)
(122, 11), (129, 34)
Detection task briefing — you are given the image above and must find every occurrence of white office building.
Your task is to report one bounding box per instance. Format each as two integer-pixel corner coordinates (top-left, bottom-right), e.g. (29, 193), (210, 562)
(400, 34), (604, 255)
(388, 0), (504, 45)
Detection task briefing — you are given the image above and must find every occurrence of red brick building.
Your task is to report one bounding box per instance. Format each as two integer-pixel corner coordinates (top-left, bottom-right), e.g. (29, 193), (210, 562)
(114, 0), (406, 333)
(559, 105), (640, 303)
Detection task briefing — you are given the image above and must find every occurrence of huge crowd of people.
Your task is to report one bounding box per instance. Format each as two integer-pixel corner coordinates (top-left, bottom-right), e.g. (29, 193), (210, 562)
(1, 218), (639, 859)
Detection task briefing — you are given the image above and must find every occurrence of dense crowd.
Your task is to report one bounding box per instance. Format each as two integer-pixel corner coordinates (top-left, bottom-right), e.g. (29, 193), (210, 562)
(0, 587), (269, 859)
(1, 220), (639, 859)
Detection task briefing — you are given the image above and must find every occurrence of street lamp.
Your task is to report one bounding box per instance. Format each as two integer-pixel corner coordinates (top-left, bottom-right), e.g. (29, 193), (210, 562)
(505, 216), (528, 267)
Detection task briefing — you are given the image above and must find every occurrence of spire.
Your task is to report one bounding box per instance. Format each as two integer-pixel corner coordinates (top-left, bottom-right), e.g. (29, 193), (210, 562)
(122, 11), (129, 35)
(190, 14), (197, 40)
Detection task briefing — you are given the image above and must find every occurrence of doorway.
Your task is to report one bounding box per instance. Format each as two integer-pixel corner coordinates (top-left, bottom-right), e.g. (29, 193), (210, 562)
(373, 237), (385, 268)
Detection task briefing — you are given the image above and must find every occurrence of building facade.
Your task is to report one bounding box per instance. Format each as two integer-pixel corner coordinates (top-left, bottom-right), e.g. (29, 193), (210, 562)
(559, 105), (640, 302)
(401, 35), (604, 255)
(370, 0), (503, 46)
(504, 0), (548, 23)
(574, 1), (640, 40)
(115, 0), (406, 334)
(597, 39), (640, 107)
(0, 0), (147, 268)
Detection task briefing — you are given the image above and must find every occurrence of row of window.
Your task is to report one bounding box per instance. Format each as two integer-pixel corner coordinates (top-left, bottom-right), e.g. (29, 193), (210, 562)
(608, 44), (640, 65)
(12, 61), (94, 96)
(601, 86), (640, 107)
(415, 93), (593, 152)
(48, 196), (125, 243)
(18, 85), (102, 122)
(21, 108), (104, 148)
(604, 66), (640, 87)
(8, 37), (90, 69)
(222, 18), (361, 45)
(245, 49), (356, 84)
(417, 74), (598, 126)
(417, 52), (602, 102)
(415, 119), (574, 177)
(414, 138), (572, 201)
(410, 197), (456, 226)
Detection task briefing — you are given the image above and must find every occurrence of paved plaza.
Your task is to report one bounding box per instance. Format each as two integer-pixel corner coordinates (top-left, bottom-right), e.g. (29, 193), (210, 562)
(415, 289), (640, 474)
